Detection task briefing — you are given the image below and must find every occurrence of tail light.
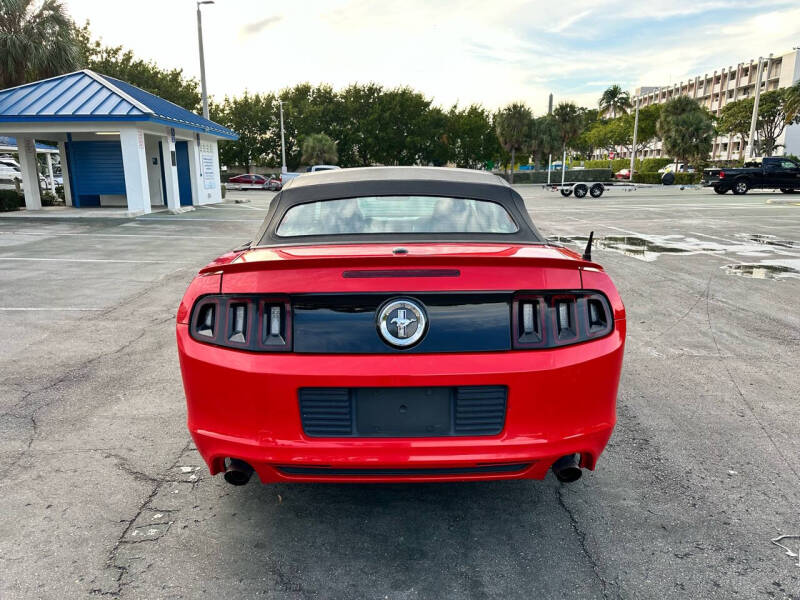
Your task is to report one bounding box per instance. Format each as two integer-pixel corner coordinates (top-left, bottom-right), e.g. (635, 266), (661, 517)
(189, 295), (291, 351)
(512, 291), (613, 349)
(719, 171), (725, 178)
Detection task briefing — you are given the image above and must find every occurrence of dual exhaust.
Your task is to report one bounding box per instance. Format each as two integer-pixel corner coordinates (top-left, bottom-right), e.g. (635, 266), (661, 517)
(222, 455), (583, 485)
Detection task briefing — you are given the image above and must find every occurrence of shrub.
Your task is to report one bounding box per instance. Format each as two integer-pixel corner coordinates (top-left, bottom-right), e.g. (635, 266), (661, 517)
(55, 184), (65, 200)
(631, 172), (662, 184)
(41, 192), (57, 207)
(632, 172), (702, 185)
(0, 190), (23, 211)
(639, 158), (672, 171)
(498, 168), (613, 184)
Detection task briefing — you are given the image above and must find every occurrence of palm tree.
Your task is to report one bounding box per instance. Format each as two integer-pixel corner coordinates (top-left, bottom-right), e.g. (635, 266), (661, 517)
(495, 102), (532, 183)
(599, 85), (632, 118)
(656, 96), (714, 167)
(552, 102), (583, 154)
(0, 0), (81, 89)
(784, 81), (800, 125)
(301, 133), (338, 165)
(527, 115), (560, 169)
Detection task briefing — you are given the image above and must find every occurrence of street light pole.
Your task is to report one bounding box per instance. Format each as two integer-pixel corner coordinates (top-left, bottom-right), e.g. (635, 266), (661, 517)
(279, 100), (287, 174)
(196, 0), (214, 120)
(629, 96), (640, 181)
(746, 55), (766, 159)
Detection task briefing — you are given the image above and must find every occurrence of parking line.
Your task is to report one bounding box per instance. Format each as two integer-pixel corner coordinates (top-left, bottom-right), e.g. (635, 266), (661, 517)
(0, 257), (183, 263)
(0, 307), (104, 311)
(1, 231), (237, 240)
(136, 217), (262, 222)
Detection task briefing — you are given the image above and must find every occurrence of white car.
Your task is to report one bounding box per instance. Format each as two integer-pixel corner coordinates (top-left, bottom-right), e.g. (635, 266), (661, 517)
(306, 165), (341, 173)
(658, 163), (695, 174)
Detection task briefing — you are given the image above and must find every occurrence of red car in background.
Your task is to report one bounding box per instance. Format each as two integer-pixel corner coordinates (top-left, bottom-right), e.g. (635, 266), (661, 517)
(227, 173), (281, 191)
(177, 167), (626, 487)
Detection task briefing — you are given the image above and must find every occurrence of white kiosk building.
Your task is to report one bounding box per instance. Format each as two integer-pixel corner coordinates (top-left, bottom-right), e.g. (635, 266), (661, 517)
(0, 70), (237, 213)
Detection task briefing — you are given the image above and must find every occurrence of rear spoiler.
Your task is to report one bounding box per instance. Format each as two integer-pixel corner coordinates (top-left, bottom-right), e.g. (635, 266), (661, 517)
(199, 253), (603, 277)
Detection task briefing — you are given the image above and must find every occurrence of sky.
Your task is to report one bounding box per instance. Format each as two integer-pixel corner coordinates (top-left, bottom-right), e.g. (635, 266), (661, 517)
(63, 0), (800, 114)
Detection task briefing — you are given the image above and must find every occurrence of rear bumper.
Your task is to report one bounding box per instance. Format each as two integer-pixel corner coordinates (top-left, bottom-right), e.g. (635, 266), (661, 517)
(177, 322), (625, 483)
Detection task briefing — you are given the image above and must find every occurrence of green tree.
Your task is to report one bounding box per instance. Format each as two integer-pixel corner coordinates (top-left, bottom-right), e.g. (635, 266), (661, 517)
(301, 133), (337, 165)
(784, 81), (800, 125)
(527, 115), (561, 169)
(446, 104), (498, 168)
(75, 23), (201, 111)
(495, 102), (532, 183)
(657, 96), (714, 166)
(0, 0), (81, 88)
(211, 92), (274, 171)
(599, 84), (631, 118)
(552, 102), (583, 154)
(717, 96), (753, 154)
(753, 89), (800, 156)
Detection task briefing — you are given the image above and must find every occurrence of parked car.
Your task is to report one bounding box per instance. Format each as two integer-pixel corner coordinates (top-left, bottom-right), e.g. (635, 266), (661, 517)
(305, 165), (341, 173)
(702, 156), (800, 194)
(614, 168), (636, 180)
(658, 163), (695, 174)
(267, 176), (282, 191)
(176, 167), (626, 487)
(226, 173), (270, 190)
(0, 175), (21, 191)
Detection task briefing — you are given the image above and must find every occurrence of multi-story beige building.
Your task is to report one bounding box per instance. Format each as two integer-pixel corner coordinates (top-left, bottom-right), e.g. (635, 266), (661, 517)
(594, 49), (800, 161)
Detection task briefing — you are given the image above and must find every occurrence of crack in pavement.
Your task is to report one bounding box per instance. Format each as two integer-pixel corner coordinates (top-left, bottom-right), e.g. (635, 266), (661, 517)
(556, 485), (623, 600)
(704, 274), (800, 485)
(90, 440), (193, 598)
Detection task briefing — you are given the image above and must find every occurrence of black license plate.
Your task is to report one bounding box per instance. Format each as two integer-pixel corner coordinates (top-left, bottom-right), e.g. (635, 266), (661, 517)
(355, 387), (451, 437)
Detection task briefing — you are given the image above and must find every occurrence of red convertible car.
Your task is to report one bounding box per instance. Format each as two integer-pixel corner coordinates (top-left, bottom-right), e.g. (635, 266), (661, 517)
(177, 167), (625, 485)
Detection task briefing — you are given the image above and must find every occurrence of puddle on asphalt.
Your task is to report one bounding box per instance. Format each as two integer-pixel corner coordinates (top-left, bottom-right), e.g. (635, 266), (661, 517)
(547, 235), (724, 262)
(548, 233), (800, 279)
(722, 263), (800, 280)
(735, 233), (799, 249)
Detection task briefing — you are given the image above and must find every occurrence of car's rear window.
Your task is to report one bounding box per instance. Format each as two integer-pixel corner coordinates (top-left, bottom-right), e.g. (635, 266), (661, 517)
(276, 196), (518, 237)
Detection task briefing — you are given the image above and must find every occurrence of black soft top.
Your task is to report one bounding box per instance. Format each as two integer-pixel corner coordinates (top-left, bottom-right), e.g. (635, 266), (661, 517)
(253, 166), (544, 247)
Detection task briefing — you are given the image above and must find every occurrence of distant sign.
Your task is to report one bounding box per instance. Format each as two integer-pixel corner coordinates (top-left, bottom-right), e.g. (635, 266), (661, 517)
(609, 152), (616, 159)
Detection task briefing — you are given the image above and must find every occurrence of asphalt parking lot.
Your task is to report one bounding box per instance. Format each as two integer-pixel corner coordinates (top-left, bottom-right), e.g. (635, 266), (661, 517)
(1, 185), (798, 599)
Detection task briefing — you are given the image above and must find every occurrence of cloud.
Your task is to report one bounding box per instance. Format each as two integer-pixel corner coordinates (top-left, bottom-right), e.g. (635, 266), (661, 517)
(551, 9), (593, 33)
(60, 0), (800, 115)
(240, 15), (283, 36)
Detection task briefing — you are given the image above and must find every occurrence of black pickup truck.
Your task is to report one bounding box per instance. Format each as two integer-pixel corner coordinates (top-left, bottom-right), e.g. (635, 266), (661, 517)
(702, 157), (800, 194)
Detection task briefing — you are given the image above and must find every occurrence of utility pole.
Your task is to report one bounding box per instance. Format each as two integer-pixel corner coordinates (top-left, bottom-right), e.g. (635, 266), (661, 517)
(548, 93), (553, 115)
(279, 100), (287, 174)
(196, 1), (214, 120)
(629, 96), (640, 181)
(746, 56), (767, 158)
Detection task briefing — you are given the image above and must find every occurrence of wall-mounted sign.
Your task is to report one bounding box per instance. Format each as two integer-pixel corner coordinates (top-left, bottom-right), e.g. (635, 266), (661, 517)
(201, 153), (216, 189)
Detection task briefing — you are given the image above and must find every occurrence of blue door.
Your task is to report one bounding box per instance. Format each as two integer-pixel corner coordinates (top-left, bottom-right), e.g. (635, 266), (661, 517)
(175, 141), (193, 206)
(67, 141), (126, 207)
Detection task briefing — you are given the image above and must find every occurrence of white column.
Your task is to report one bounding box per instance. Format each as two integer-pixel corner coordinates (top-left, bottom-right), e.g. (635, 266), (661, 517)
(160, 135), (180, 211)
(119, 128), (151, 215)
(57, 141), (73, 206)
(46, 153), (55, 192)
(16, 136), (41, 210)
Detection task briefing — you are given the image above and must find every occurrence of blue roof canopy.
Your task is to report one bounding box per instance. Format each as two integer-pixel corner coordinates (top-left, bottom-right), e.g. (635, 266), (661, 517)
(0, 70), (237, 140)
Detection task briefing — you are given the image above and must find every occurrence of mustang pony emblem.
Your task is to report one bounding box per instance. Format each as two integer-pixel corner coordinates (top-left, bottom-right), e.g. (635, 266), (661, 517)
(390, 309), (417, 338)
(378, 298), (427, 347)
